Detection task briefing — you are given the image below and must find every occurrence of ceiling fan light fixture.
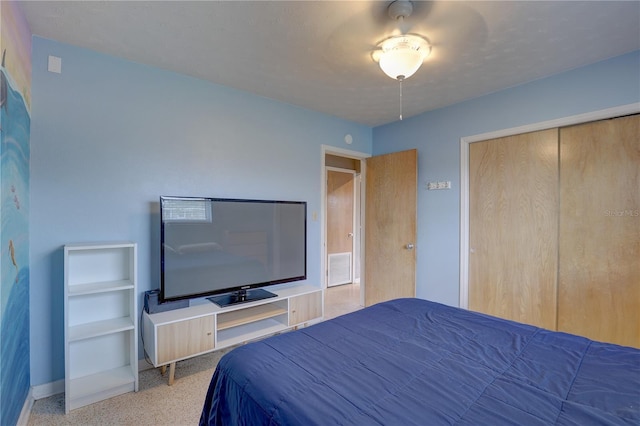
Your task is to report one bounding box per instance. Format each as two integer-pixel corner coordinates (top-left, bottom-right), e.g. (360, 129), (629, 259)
(377, 34), (430, 80)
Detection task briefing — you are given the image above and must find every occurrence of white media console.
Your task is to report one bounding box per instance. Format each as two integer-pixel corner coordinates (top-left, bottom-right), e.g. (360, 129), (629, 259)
(142, 283), (323, 384)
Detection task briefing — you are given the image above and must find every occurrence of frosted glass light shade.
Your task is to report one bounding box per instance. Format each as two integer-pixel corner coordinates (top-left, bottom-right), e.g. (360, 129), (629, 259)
(379, 49), (423, 80)
(377, 34), (430, 80)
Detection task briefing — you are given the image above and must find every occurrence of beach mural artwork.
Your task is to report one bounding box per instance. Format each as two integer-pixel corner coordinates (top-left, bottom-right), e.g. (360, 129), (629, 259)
(0, 2), (31, 425)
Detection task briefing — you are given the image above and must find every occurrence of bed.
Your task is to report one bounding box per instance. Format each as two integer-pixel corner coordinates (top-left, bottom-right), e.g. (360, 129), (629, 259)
(200, 298), (640, 425)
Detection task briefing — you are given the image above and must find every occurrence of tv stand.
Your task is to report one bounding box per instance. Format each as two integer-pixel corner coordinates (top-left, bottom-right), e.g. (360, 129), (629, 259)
(207, 288), (277, 307)
(142, 283), (322, 385)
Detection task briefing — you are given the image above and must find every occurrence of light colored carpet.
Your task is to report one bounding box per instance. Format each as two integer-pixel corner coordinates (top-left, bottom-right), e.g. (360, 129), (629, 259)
(324, 282), (362, 320)
(28, 287), (360, 425)
(27, 349), (232, 426)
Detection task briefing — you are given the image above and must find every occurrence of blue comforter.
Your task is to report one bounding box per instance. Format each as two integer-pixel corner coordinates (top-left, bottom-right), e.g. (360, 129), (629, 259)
(200, 298), (640, 425)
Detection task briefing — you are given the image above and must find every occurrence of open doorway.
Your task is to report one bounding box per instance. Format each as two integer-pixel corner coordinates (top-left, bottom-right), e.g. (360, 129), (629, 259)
(323, 151), (364, 319)
(321, 146), (418, 317)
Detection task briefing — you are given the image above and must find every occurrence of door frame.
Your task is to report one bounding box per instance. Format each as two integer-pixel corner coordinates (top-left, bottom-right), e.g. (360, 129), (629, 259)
(459, 103), (640, 309)
(321, 145), (370, 306)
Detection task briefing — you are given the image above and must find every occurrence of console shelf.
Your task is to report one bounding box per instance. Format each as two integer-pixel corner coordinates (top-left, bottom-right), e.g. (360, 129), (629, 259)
(143, 284), (323, 385)
(217, 302), (288, 330)
(218, 317), (289, 348)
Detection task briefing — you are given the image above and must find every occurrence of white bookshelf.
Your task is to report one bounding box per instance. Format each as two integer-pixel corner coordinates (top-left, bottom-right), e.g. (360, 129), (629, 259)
(64, 242), (138, 413)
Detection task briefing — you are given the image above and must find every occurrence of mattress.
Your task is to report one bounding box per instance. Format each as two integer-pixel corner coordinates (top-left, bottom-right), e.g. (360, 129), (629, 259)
(200, 298), (640, 425)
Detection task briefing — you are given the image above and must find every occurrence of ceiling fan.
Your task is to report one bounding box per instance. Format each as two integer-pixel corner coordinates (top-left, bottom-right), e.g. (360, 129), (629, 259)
(371, 0), (431, 119)
(325, 0), (487, 120)
(371, 0), (432, 82)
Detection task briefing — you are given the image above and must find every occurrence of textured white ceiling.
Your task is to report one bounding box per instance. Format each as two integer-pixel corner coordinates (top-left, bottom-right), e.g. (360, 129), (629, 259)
(20, 1), (640, 126)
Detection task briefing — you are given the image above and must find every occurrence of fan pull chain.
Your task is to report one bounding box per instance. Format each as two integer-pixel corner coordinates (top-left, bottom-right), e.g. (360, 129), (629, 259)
(398, 77), (404, 120)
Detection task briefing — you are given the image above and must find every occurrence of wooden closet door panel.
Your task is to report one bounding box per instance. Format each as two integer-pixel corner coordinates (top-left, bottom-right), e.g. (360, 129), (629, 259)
(469, 129), (558, 329)
(558, 115), (640, 348)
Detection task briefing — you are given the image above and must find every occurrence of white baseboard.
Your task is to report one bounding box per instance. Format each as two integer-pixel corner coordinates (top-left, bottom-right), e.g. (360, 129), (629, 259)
(30, 358), (155, 402)
(32, 379), (64, 400)
(17, 388), (34, 426)
(139, 357), (156, 372)
(20, 358), (156, 423)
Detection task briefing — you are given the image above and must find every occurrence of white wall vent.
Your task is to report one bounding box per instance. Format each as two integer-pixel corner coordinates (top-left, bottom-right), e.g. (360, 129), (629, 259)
(328, 252), (352, 287)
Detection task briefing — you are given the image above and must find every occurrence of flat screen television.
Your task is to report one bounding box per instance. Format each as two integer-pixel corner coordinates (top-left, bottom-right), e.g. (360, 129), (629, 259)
(160, 196), (307, 307)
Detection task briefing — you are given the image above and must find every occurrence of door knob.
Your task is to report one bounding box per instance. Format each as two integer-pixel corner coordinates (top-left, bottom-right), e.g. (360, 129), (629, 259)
(406, 243), (414, 250)
(348, 233), (354, 238)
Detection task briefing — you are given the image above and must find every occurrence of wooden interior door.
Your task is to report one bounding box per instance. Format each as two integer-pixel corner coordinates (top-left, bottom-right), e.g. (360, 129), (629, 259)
(558, 114), (640, 347)
(364, 149), (417, 306)
(327, 169), (354, 286)
(468, 129), (559, 329)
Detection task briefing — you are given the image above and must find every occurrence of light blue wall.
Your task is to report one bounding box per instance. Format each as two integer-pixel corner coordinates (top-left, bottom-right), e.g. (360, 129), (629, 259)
(30, 37), (372, 387)
(29, 36), (639, 388)
(373, 50), (640, 307)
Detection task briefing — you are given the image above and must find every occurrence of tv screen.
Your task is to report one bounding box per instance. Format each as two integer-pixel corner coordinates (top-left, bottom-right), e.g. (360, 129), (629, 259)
(160, 196), (307, 306)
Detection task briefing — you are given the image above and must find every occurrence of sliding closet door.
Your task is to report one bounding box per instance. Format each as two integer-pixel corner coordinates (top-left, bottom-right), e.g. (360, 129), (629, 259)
(469, 129), (558, 329)
(558, 115), (640, 348)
